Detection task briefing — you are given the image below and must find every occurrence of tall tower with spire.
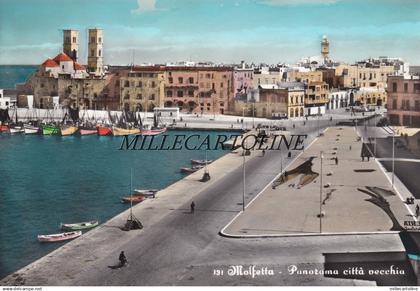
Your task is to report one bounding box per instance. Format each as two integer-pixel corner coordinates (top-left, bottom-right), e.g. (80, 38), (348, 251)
(87, 28), (104, 76)
(321, 35), (330, 61)
(63, 29), (79, 62)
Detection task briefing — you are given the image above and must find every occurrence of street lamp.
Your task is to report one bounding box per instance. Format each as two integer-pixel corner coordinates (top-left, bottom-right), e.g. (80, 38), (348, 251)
(319, 151), (324, 233)
(392, 128), (395, 188)
(242, 139), (247, 212)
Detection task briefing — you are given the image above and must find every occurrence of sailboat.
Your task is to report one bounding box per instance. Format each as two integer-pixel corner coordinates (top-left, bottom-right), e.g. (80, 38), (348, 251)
(60, 107), (79, 136)
(79, 109), (97, 135)
(9, 108), (24, 134)
(0, 108), (10, 133)
(120, 168), (143, 231)
(96, 111), (113, 136)
(23, 108), (40, 134)
(112, 110), (140, 136)
(42, 108), (59, 135)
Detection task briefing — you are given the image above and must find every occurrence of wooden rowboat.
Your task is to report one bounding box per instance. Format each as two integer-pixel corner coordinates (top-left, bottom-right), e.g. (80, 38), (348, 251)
(191, 159), (213, 166)
(133, 189), (158, 197)
(37, 231), (82, 242)
(112, 127), (141, 136)
(180, 165), (204, 174)
(60, 220), (99, 231)
(141, 127), (167, 136)
(121, 194), (145, 204)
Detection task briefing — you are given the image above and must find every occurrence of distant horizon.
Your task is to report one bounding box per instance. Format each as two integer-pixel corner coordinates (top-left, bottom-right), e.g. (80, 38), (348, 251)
(1, 0), (419, 65)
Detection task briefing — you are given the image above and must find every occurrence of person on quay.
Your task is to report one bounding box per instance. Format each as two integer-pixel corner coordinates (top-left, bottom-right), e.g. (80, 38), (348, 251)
(191, 201), (195, 214)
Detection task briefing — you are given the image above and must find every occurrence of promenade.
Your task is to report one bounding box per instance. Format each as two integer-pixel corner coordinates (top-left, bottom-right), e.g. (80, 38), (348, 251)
(223, 127), (415, 236)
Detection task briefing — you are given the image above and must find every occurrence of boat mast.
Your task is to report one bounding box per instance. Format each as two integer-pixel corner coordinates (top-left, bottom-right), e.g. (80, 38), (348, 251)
(130, 168), (133, 218)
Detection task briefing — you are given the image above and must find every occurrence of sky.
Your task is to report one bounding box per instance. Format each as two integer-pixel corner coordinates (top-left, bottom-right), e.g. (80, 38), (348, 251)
(0, 0), (419, 65)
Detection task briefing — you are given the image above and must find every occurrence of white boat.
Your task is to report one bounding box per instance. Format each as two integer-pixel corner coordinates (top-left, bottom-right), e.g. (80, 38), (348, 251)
(24, 124), (39, 134)
(9, 126), (24, 134)
(134, 189), (158, 197)
(37, 231), (82, 242)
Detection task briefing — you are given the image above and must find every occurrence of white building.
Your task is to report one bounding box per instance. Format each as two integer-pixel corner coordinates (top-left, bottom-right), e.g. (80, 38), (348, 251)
(327, 90), (349, 110)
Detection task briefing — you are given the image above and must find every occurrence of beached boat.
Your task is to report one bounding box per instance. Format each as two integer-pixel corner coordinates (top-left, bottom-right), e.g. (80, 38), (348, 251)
(79, 127), (97, 136)
(37, 231), (82, 242)
(191, 159), (213, 166)
(180, 165), (204, 174)
(60, 220), (99, 231)
(61, 125), (78, 136)
(97, 125), (112, 136)
(24, 124), (40, 134)
(121, 194), (145, 204)
(0, 125), (9, 133)
(112, 127), (141, 136)
(133, 189), (158, 197)
(42, 124), (60, 135)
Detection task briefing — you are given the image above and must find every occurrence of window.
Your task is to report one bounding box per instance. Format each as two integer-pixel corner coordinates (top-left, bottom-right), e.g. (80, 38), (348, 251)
(150, 94), (155, 100)
(91, 49), (94, 57)
(188, 90), (194, 97)
(392, 99), (397, 109)
(99, 49), (101, 57)
(167, 90), (173, 97)
(136, 93), (142, 99)
(168, 77), (173, 84)
(124, 80), (129, 87)
(404, 83), (408, 93)
(393, 82), (397, 92)
(62, 65), (64, 69)
(189, 77), (194, 84)
(151, 81), (156, 88)
(220, 82), (224, 88)
(178, 77), (183, 84)
(177, 90), (183, 97)
(138, 81), (142, 88)
(72, 37), (76, 43)
(66, 37), (71, 43)
(91, 37), (95, 43)
(99, 37), (102, 43)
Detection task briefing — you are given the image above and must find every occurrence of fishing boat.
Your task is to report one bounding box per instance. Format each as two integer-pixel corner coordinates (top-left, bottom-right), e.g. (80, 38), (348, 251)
(42, 124), (60, 135)
(37, 231), (82, 242)
(97, 125), (112, 136)
(121, 194), (145, 204)
(79, 126), (97, 136)
(9, 125), (24, 134)
(112, 127), (141, 136)
(24, 124), (40, 134)
(180, 165), (204, 174)
(60, 220), (99, 231)
(191, 159), (213, 166)
(141, 127), (167, 136)
(61, 125), (78, 136)
(0, 124), (9, 133)
(133, 189), (158, 197)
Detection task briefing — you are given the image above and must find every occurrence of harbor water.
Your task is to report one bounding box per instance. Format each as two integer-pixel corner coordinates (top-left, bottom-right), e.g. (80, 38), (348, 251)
(0, 131), (234, 278)
(0, 65), (37, 88)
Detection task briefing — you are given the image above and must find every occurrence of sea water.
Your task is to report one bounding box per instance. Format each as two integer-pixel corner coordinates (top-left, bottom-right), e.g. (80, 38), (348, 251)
(0, 131), (234, 278)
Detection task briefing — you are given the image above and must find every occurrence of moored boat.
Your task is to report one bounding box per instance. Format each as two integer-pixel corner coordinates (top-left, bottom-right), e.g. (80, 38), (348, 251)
(9, 125), (24, 134)
(0, 124), (9, 133)
(121, 194), (145, 204)
(79, 127), (97, 136)
(141, 127), (167, 136)
(61, 125), (78, 136)
(37, 231), (82, 242)
(112, 127), (141, 136)
(191, 159), (213, 166)
(133, 189), (158, 197)
(97, 125), (112, 136)
(42, 124), (60, 135)
(180, 165), (204, 174)
(60, 220), (99, 231)
(24, 124), (40, 134)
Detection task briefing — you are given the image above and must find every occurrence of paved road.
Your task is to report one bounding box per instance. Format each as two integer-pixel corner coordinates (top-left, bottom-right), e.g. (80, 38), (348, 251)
(65, 118), (404, 286)
(357, 118), (420, 198)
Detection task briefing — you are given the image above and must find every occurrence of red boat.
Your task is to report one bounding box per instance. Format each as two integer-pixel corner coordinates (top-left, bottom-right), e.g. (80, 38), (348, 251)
(0, 125), (10, 133)
(97, 126), (112, 136)
(121, 194), (145, 204)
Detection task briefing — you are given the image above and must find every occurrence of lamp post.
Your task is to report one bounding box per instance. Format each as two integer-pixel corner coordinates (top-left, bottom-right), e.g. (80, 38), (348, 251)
(242, 139), (247, 212)
(319, 151), (324, 233)
(392, 128), (395, 188)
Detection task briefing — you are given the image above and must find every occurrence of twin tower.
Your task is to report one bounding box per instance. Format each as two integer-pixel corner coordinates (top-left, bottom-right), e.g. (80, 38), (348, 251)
(63, 28), (104, 76)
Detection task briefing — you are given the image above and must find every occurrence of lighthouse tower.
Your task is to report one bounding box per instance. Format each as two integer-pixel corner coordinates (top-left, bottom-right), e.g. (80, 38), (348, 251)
(87, 28), (104, 76)
(321, 35), (330, 62)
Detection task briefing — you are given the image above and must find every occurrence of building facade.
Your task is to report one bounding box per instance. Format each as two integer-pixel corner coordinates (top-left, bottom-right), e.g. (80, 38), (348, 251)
(305, 81), (329, 115)
(87, 28), (104, 76)
(387, 75), (420, 126)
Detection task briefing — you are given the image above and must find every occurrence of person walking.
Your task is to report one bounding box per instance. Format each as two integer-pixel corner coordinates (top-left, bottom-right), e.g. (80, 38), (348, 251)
(416, 204), (419, 218)
(190, 201), (195, 214)
(262, 149), (266, 157)
(119, 251), (127, 266)
(335, 156), (338, 165)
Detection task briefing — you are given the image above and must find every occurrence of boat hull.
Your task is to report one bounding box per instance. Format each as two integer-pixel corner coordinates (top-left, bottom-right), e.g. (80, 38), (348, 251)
(61, 220), (99, 231)
(97, 126), (112, 136)
(121, 194), (145, 204)
(79, 128), (97, 136)
(61, 126), (78, 136)
(141, 128), (167, 136)
(37, 231), (82, 242)
(0, 125), (9, 133)
(191, 159), (213, 166)
(112, 127), (141, 136)
(9, 126), (24, 134)
(42, 125), (59, 135)
(24, 125), (39, 134)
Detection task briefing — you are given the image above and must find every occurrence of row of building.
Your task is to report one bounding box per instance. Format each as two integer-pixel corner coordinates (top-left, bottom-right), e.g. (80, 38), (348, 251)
(10, 30), (420, 126)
